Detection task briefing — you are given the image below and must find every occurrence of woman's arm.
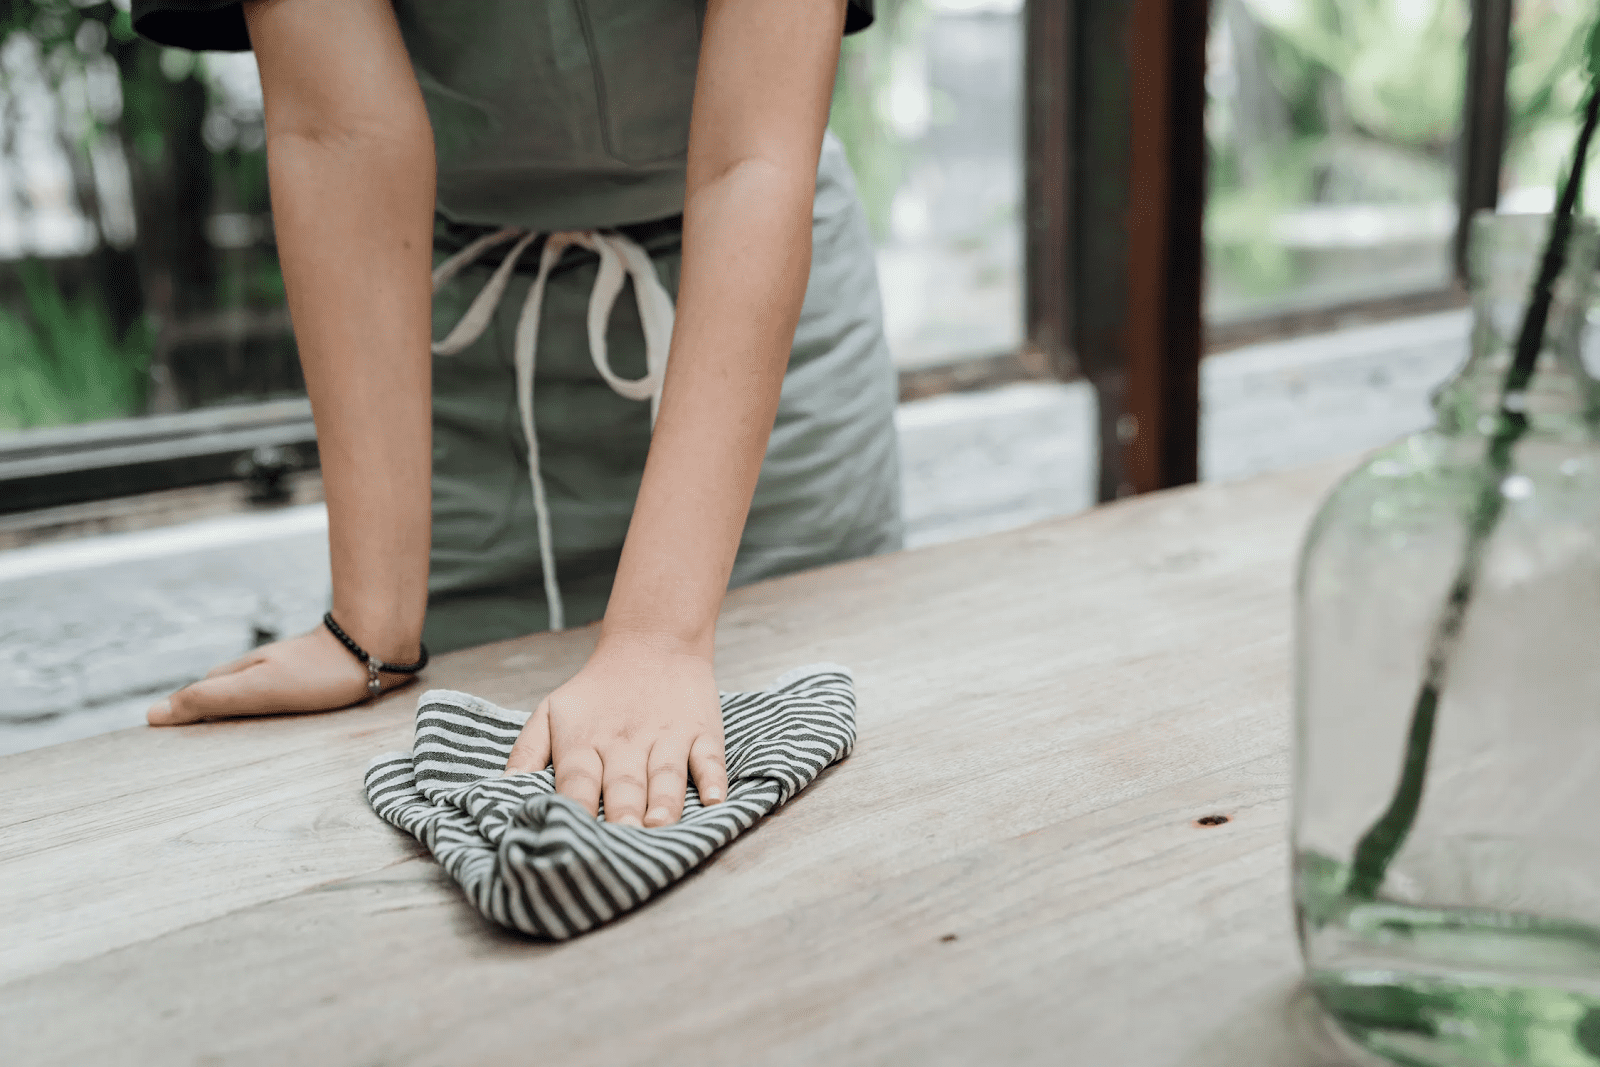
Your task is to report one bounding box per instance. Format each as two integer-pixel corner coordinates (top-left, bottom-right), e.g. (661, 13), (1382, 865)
(503, 0), (851, 825)
(149, 0), (435, 724)
(610, 0), (847, 649)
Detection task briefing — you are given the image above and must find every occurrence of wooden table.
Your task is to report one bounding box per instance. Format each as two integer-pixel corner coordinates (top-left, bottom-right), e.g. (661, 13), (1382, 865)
(2, 460), (1371, 1066)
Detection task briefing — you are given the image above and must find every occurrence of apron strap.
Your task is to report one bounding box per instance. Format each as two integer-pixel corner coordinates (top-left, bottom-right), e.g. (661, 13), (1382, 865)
(431, 227), (678, 631)
(430, 228), (537, 356)
(584, 231), (677, 424)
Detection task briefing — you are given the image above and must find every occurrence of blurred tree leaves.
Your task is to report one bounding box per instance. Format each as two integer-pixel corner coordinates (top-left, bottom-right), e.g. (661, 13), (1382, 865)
(1590, 8), (1600, 81)
(829, 0), (924, 242)
(0, 259), (150, 429)
(0, 0), (276, 427)
(1210, 0), (1600, 313)
(1243, 0), (1468, 149)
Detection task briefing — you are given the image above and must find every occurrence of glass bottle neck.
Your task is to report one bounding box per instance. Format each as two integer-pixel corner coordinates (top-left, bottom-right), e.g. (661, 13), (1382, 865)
(1432, 214), (1600, 438)
(1432, 306), (1597, 438)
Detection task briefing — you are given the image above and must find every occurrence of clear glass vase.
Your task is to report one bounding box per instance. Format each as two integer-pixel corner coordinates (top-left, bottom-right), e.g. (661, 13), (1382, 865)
(1294, 212), (1600, 1067)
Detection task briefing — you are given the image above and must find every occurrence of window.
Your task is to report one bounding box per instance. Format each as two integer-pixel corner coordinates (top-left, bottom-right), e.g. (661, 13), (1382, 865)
(1503, 0), (1600, 212)
(0, 6), (291, 433)
(1205, 0), (1470, 324)
(0, 0), (1580, 507)
(831, 0), (1025, 371)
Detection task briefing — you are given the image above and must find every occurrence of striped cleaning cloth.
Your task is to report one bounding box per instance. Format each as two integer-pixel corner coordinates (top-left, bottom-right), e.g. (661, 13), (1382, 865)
(363, 663), (856, 940)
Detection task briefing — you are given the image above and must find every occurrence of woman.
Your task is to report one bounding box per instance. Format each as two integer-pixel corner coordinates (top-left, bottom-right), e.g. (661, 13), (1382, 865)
(133, 0), (903, 829)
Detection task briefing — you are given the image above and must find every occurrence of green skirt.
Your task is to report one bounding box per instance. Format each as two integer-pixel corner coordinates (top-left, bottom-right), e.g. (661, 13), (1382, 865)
(423, 133), (903, 652)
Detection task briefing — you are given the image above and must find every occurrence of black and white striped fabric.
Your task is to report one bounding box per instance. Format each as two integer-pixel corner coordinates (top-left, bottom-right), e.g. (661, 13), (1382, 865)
(363, 663), (855, 940)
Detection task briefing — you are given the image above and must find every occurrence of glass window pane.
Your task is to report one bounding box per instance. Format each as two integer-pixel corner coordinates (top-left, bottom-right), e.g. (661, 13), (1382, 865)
(1206, 0), (1468, 323)
(0, 8), (290, 431)
(1503, 0), (1598, 214)
(1, 1), (1029, 432)
(830, 0), (1024, 369)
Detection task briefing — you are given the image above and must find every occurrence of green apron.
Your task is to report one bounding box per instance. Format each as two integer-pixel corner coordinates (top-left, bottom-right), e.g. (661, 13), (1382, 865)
(423, 130), (902, 652)
(132, 0), (902, 653)
(406, 1), (902, 652)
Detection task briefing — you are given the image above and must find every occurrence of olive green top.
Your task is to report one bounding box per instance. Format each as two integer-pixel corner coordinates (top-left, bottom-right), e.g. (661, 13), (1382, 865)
(133, 0), (874, 229)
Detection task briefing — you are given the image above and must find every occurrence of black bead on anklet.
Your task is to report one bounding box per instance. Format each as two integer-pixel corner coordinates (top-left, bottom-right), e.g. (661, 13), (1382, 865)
(322, 612), (429, 699)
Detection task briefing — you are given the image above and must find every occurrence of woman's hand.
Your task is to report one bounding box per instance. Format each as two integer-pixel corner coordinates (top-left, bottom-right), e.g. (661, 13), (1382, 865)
(507, 0), (844, 822)
(504, 635), (729, 827)
(146, 626), (418, 725)
(505, 0), (846, 826)
(153, 1), (437, 729)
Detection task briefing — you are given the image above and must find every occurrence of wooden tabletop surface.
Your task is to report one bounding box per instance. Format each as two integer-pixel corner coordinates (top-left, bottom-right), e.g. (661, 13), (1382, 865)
(1, 459), (1372, 1067)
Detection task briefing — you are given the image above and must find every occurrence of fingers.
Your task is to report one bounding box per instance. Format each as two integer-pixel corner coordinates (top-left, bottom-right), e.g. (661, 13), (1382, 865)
(150, 660), (322, 725)
(148, 628), (378, 726)
(504, 698), (552, 775)
(204, 651), (265, 680)
(554, 747), (604, 818)
(152, 670), (266, 725)
(600, 750), (648, 828)
(643, 741), (689, 827)
(689, 733), (729, 806)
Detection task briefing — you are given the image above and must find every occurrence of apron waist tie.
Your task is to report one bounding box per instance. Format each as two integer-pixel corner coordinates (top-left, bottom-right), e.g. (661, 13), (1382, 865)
(429, 228), (678, 631)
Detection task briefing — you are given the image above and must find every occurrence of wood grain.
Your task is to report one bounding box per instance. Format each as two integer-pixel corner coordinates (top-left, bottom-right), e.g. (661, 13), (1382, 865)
(1, 458), (1364, 1066)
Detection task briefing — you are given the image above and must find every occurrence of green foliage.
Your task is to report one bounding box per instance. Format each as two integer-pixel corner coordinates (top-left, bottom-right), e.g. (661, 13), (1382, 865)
(0, 262), (151, 430)
(1248, 0), (1468, 148)
(1205, 0), (1472, 312)
(2, 0), (283, 422)
(1589, 5), (1600, 81)
(1501, 1), (1599, 202)
(1207, 138), (1315, 298)
(1207, 0), (1600, 315)
(828, 0), (925, 242)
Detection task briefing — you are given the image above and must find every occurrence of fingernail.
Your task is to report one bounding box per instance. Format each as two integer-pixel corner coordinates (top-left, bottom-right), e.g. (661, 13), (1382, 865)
(645, 806), (669, 826)
(147, 700), (172, 726)
(614, 814), (643, 828)
(704, 786), (724, 803)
